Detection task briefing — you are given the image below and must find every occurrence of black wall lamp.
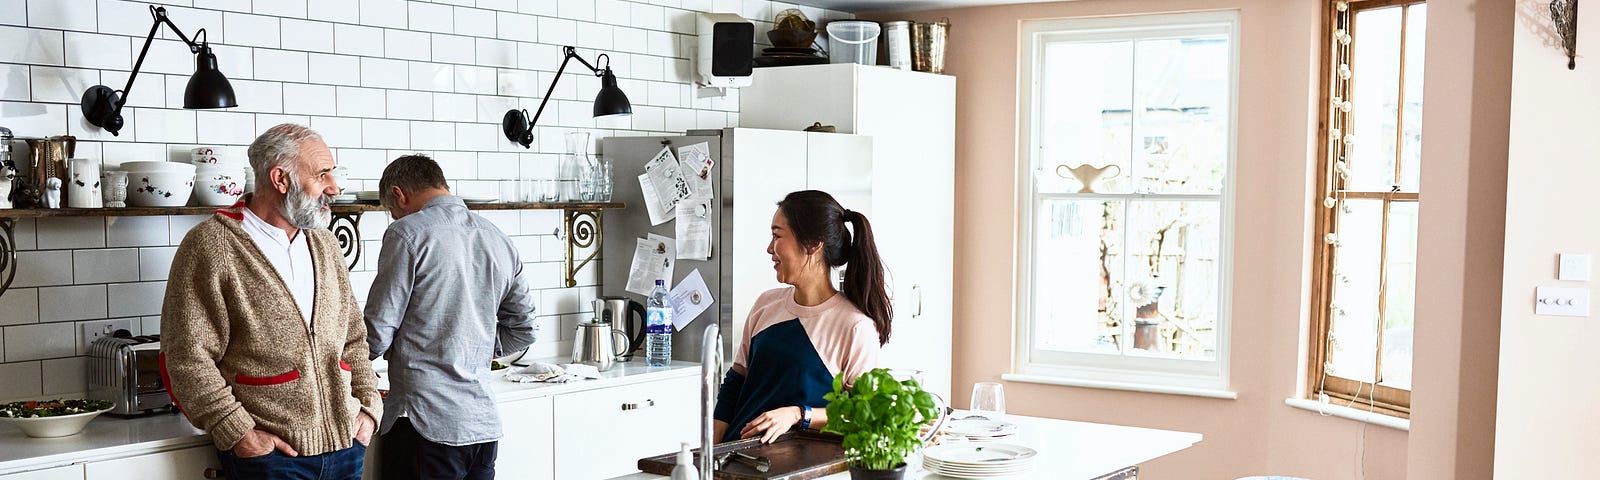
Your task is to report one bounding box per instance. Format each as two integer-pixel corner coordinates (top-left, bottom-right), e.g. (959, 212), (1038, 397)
(503, 46), (632, 148)
(80, 5), (237, 136)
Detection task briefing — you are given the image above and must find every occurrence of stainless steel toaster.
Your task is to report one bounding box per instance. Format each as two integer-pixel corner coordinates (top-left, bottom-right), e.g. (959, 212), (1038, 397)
(88, 333), (175, 416)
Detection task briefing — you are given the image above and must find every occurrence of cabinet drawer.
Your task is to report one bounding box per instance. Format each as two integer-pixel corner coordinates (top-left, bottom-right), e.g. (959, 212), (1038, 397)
(84, 445), (220, 480)
(497, 396), (555, 480)
(0, 465), (83, 480)
(552, 375), (698, 479)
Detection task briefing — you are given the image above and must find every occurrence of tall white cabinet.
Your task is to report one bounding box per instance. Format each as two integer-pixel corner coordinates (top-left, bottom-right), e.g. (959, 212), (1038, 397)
(740, 64), (957, 400)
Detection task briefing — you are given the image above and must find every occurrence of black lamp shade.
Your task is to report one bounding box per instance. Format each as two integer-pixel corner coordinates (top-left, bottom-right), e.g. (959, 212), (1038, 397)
(184, 46), (236, 109)
(593, 68), (631, 118)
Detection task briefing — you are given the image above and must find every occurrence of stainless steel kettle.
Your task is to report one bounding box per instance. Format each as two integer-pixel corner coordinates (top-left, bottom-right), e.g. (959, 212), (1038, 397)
(594, 297), (646, 360)
(571, 321), (628, 372)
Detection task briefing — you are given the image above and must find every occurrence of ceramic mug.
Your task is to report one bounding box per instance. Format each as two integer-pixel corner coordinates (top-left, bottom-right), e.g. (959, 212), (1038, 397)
(66, 158), (102, 208)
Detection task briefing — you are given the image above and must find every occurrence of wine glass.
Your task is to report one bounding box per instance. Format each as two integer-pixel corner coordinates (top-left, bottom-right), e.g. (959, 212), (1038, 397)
(969, 382), (1005, 420)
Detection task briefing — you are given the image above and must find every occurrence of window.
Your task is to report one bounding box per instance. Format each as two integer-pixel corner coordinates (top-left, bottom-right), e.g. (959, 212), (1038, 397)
(1014, 11), (1239, 392)
(1308, 0), (1426, 417)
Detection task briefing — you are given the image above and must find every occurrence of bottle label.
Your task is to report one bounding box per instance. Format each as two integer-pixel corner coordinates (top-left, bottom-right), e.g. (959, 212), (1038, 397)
(647, 308), (673, 334)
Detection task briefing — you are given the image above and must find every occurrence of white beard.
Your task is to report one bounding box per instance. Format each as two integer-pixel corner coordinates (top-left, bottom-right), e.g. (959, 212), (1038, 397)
(281, 178), (332, 230)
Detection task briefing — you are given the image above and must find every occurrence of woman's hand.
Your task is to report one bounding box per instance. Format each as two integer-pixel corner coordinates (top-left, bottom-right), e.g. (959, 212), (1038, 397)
(739, 406), (803, 444)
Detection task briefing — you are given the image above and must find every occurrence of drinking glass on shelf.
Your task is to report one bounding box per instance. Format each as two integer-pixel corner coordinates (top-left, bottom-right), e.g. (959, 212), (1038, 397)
(538, 178), (560, 203)
(594, 157), (613, 202)
(969, 382), (1005, 420)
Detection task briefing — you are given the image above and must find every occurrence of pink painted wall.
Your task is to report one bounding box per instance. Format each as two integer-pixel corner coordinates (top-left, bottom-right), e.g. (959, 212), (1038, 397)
(863, 0), (1513, 478)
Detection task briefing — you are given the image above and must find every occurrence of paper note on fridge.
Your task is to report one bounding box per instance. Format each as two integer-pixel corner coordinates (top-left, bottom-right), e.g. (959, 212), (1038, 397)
(668, 269), (713, 330)
(676, 195), (712, 260)
(644, 146), (691, 214)
(625, 235), (675, 296)
(637, 173), (669, 225)
(677, 142), (714, 198)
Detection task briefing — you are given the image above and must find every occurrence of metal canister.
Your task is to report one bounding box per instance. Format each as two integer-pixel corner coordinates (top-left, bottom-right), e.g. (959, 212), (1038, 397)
(883, 21), (913, 70)
(911, 19), (950, 74)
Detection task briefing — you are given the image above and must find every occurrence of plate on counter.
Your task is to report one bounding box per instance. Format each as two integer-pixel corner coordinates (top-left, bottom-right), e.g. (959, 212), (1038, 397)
(461, 196), (498, 203)
(943, 418), (1019, 439)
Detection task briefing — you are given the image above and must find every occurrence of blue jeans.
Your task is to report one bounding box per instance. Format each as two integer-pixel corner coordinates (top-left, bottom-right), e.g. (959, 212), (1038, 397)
(217, 442), (367, 480)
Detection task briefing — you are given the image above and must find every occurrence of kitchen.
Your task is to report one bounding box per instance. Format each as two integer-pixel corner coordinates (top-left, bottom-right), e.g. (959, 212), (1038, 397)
(0, 0), (1584, 479)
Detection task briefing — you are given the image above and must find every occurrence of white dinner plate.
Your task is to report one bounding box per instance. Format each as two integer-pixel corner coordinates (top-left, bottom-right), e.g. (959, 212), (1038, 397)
(923, 442), (1038, 466)
(943, 418), (1019, 438)
(461, 196), (498, 203)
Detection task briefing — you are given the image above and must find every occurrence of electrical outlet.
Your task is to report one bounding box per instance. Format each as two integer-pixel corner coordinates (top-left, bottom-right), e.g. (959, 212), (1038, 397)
(81, 319), (134, 351)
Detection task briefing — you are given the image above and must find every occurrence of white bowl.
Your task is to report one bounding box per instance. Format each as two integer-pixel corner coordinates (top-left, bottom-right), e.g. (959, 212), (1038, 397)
(194, 169), (246, 206)
(0, 407), (111, 438)
(126, 171), (196, 207)
(121, 161), (197, 174)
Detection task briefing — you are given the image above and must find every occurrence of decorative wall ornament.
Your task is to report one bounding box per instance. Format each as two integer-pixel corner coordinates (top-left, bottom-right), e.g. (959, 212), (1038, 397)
(1551, 0), (1579, 70)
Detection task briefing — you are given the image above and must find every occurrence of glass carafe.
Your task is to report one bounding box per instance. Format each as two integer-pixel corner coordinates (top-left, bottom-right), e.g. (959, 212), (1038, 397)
(561, 132), (595, 202)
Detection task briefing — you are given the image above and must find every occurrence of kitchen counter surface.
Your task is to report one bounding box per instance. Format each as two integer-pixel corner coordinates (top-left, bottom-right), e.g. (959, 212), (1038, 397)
(607, 410), (1202, 480)
(0, 358), (698, 475)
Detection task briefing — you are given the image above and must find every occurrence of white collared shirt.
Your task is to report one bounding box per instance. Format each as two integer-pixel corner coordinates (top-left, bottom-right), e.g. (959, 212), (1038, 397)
(240, 208), (315, 327)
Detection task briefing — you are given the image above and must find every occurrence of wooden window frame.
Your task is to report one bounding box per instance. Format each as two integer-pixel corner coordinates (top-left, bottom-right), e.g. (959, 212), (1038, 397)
(1306, 0), (1426, 418)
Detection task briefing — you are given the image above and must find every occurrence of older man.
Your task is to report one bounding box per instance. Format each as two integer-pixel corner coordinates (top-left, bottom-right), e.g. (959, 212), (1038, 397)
(365, 154), (536, 480)
(161, 124), (380, 480)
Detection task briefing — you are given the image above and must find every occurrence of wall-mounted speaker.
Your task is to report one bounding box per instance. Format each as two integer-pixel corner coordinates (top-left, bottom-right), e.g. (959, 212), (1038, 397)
(697, 13), (753, 88)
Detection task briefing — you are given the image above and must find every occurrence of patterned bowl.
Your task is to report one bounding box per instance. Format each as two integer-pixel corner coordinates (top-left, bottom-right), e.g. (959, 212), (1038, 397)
(122, 162), (196, 207)
(194, 165), (246, 207)
(0, 407), (111, 438)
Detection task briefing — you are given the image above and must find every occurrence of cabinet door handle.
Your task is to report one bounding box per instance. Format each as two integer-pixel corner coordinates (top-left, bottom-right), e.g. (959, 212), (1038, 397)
(912, 284), (923, 318)
(620, 399), (656, 411)
(204, 467), (226, 478)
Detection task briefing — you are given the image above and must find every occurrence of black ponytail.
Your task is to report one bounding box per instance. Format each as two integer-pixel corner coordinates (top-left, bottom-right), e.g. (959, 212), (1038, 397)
(778, 190), (894, 345)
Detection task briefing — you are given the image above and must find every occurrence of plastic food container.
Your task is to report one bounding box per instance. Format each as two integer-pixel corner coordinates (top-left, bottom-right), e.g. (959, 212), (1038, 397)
(827, 21), (881, 65)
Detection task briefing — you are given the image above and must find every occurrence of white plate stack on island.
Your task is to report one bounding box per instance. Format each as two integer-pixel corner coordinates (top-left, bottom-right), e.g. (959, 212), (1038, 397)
(920, 442), (1038, 479)
(942, 417), (1020, 442)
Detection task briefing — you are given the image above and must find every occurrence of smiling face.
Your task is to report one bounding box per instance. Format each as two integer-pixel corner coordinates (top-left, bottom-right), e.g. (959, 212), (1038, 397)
(768, 210), (824, 286)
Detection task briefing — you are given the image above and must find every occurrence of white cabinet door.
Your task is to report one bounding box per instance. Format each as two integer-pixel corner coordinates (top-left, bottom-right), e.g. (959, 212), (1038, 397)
(551, 376), (698, 480)
(0, 465), (83, 480)
(83, 445), (221, 480)
(497, 396), (554, 480)
(729, 128), (807, 343)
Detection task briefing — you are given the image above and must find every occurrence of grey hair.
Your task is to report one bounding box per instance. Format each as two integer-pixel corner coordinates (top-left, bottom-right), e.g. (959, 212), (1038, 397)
(247, 124), (323, 189)
(378, 154), (450, 210)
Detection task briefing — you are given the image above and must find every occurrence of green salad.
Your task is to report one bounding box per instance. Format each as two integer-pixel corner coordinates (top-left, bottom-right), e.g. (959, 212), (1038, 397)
(0, 399), (113, 418)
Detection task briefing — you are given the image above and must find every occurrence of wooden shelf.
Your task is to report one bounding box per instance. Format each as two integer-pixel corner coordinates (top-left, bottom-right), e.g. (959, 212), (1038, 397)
(0, 201), (625, 295)
(0, 202), (626, 218)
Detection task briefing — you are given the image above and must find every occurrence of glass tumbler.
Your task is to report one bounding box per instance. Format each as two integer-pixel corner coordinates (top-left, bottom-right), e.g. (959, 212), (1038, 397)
(969, 382), (1006, 419)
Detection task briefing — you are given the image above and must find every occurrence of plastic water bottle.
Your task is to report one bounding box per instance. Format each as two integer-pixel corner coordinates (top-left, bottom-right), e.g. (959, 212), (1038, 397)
(646, 279), (673, 366)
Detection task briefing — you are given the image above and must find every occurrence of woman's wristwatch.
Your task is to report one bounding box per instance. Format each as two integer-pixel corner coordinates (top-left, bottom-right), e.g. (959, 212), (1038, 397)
(798, 405), (813, 429)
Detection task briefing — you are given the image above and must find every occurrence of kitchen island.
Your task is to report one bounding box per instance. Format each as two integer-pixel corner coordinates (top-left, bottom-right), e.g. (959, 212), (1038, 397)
(607, 410), (1201, 480)
(0, 358), (699, 479)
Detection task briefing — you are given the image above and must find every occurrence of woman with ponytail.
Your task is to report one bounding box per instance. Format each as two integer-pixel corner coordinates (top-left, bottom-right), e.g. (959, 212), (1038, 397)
(712, 190), (894, 444)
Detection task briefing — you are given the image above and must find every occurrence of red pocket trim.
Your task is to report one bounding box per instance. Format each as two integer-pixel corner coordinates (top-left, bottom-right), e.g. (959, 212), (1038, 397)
(339, 361), (352, 372)
(235, 370), (301, 386)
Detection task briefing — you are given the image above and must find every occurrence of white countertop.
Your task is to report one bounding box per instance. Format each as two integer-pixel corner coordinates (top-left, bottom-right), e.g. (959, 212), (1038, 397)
(607, 410), (1202, 480)
(0, 358), (699, 475)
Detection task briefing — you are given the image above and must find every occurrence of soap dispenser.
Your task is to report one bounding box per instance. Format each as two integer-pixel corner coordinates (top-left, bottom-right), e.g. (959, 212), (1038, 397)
(671, 442), (700, 480)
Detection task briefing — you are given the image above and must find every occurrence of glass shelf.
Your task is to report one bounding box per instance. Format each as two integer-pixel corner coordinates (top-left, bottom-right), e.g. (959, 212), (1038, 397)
(0, 201), (624, 296)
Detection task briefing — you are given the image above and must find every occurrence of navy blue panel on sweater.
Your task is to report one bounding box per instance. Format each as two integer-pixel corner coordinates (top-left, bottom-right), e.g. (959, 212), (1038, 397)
(713, 318), (834, 442)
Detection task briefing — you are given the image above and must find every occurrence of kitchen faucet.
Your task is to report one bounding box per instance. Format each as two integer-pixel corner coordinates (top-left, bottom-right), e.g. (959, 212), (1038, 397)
(700, 323), (723, 476)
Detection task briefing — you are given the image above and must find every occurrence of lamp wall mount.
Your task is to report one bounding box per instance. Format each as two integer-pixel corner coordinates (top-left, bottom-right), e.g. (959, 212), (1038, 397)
(503, 46), (632, 148)
(80, 5), (237, 136)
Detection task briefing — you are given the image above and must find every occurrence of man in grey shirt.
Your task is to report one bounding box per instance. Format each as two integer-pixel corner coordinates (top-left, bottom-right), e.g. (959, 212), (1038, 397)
(365, 154), (536, 480)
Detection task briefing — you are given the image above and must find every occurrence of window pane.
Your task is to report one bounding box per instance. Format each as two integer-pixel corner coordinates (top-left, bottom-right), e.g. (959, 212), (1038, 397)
(1397, 5), (1427, 192)
(1123, 200), (1220, 359)
(1038, 40), (1133, 194)
(1346, 7), (1402, 192)
(1328, 199), (1383, 382)
(1033, 199), (1125, 354)
(1381, 201), (1418, 390)
(1133, 36), (1230, 195)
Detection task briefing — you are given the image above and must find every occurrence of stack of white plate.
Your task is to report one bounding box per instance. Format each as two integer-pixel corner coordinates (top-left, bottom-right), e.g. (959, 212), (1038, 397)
(355, 191), (381, 203)
(921, 442), (1037, 479)
(942, 418), (1019, 441)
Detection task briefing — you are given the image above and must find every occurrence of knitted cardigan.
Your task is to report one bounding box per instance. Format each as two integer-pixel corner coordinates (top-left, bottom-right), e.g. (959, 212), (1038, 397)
(160, 205), (382, 455)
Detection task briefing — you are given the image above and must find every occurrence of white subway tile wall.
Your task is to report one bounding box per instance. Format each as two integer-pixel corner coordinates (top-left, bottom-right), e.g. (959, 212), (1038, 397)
(0, 0), (848, 401)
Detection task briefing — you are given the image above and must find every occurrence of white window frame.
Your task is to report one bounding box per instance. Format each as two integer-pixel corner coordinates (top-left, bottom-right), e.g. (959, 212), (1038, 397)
(1010, 10), (1241, 395)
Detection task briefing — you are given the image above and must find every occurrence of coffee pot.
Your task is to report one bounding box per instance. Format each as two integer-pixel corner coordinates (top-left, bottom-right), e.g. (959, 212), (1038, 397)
(594, 297), (647, 360)
(571, 321), (629, 372)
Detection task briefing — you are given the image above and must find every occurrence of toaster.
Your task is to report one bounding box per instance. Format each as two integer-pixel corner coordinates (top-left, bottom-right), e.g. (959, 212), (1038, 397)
(88, 332), (175, 416)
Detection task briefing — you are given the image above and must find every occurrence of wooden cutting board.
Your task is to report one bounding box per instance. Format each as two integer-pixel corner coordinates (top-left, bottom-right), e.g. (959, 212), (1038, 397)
(637, 431), (847, 480)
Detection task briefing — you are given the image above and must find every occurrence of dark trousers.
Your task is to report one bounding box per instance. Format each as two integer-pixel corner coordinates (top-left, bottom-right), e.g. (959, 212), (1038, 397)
(216, 442), (366, 480)
(380, 417), (498, 480)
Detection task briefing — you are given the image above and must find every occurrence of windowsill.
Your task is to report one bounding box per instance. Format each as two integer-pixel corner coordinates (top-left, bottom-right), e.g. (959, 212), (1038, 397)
(1283, 397), (1410, 431)
(1001, 373), (1239, 400)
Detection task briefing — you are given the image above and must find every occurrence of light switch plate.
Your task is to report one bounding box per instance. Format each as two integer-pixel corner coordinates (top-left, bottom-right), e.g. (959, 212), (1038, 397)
(80, 319), (133, 351)
(1559, 253), (1591, 281)
(1535, 286), (1590, 317)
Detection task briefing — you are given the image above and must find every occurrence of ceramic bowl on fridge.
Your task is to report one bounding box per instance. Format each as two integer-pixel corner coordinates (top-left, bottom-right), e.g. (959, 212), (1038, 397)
(121, 161), (195, 207)
(193, 164), (246, 206)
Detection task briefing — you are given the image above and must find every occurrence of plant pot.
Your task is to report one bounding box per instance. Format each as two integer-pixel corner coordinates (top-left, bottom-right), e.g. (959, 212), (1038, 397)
(848, 463), (908, 480)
